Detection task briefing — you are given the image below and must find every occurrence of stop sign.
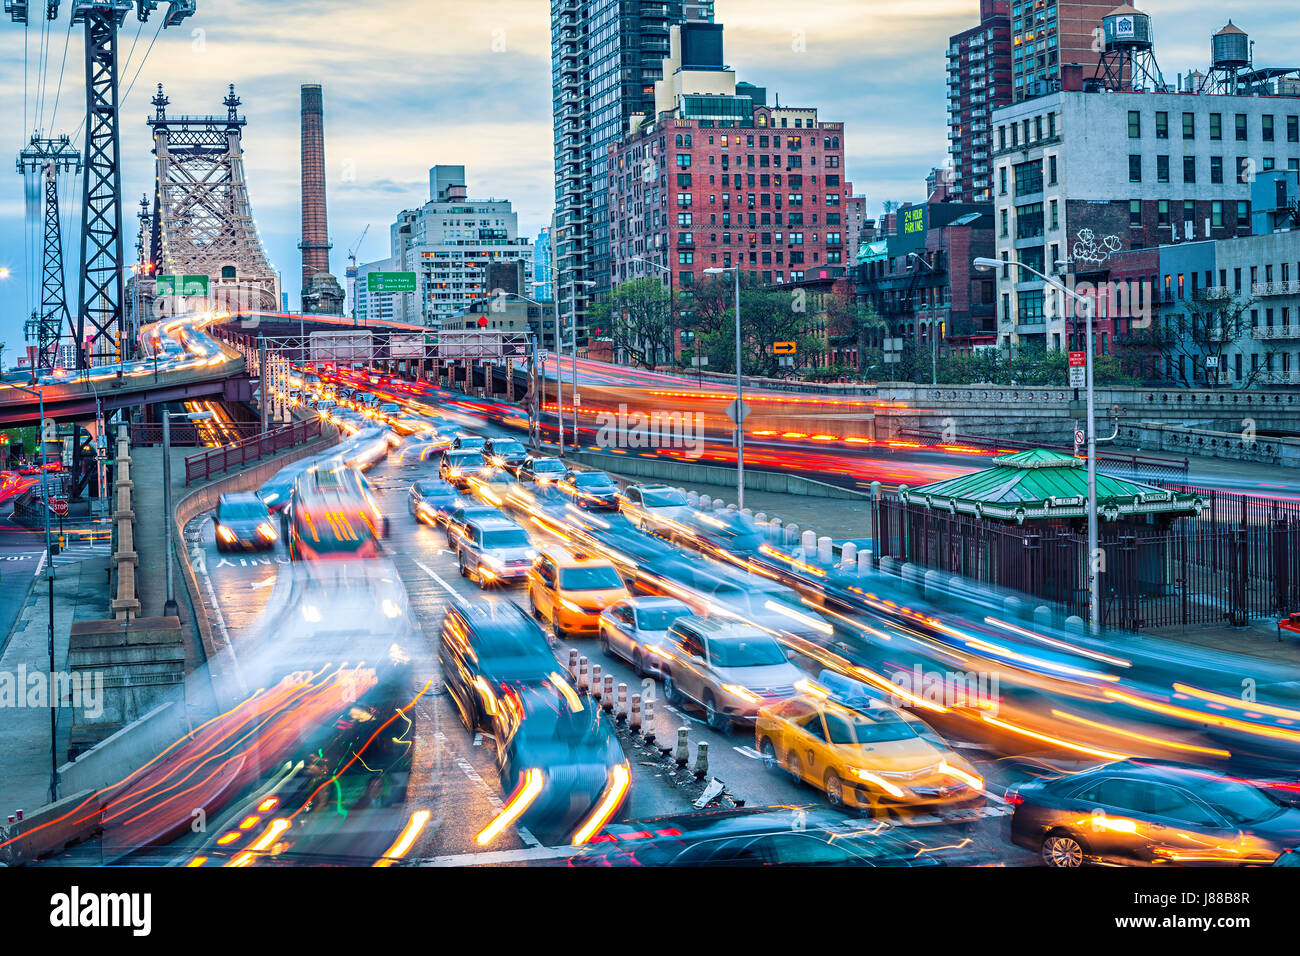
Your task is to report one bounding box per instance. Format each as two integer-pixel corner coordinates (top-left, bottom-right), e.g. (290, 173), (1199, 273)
(50, 497), (69, 517)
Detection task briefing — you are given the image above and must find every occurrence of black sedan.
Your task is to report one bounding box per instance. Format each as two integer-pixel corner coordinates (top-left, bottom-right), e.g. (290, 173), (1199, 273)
(559, 470), (621, 511)
(1008, 759), (1300, 867)
(407, 478), (462, 525)
(484, 437), (530, 475)
(213, 493), (278, 552)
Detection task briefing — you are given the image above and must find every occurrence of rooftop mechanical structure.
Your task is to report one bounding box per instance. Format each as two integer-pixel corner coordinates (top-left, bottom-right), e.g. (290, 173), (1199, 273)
(1090, 4), (1168, 94)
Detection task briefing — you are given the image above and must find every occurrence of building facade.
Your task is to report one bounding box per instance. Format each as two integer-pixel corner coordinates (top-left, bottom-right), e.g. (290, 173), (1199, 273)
(948, 0), (1013, 204)
(1011, 1), (1119, 102)
(551, 0), (714, 344)
(991, 90), (1300, 352)
(533, 226), (554, 301)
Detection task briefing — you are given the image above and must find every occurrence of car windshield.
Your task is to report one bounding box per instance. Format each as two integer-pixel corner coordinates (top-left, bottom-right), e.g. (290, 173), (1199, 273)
(482, 528), (531, 549)
(559, 565), (625, 591)
(475, 625), (552, 661)
(707, 636), (786, 668)
(642, 488), (688, 507)
(415, 481), (455, 498)
(220, 501), (267, 520)
(448, 453), (485, 468)
(573, 473), (613, 488)
(493, 442), (525, 456)
(827, 709), (924, 745)
(636, 607), (687, 631)
(1195, 777), (1282, 825)
(533, 460), (566, 473)
(456, 437), (485, 447)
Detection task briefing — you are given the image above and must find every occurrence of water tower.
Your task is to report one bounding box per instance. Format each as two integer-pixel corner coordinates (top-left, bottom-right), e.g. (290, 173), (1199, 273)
(1093, 4), (1167, 92)
(1200, 21), (1252, 94)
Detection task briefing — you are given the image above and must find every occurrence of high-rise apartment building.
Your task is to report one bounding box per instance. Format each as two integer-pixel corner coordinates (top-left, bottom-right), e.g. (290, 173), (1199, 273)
(533, 226), (554, 301)
(947, 1), (1012, 203)
(551, 0), (713, 343)
(1011, 1), (1120, 102)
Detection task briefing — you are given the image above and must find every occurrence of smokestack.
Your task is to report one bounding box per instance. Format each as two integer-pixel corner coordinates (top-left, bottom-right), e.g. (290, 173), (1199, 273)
(300, 83), (332, 296)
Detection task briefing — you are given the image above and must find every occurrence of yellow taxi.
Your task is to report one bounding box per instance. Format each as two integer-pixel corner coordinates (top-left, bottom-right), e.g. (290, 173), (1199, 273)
(755, 671), (984, 812)
(527, 547), (630, 640)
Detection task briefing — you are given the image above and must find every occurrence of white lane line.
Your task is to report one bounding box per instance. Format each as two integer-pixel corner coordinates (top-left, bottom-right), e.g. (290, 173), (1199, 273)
(193, 544), (236, 664)
(417, 844), (577, 867)
(414, 559), (461, 598)
(433, 731), (539, 848)
(34, 551), (47, 578)
(733, 746), (763, 760)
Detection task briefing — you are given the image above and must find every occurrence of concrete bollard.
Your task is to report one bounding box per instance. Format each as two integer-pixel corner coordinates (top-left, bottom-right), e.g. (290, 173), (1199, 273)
(602, 674), (615, 711)
(590, 664), (603, 700)
(801, 530), (817, 555)
(727, 503), (737, 512)
(577, 656), (589, 692)
(841, 542), (858, 569)
(694, 741), (710, 780)
(687, 491), (699, 506)
(817, 536), (833, 564)
(642, 698), (656, 743)
(1033, 605), (1053, 630)
(755, 512), (767, 524)
(1004, 596), (1025, 620)
(857, 549), (873, 576)
(741, 508), (752, 518)
(675, 727), (690, 767)
(924, 569), (946, 602)
(1064, 615), (1087, 635)
(629, 693), (641, 731)
(616, 682), (628, 722)
(878, 555), (898, 577)
(567, 648), (579, 680)
(784, 523), (799, 545)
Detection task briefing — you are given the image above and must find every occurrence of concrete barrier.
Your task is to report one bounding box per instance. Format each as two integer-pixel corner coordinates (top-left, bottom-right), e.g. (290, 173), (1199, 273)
(568, 450), (872, 500)
(57, 701), (189, 797)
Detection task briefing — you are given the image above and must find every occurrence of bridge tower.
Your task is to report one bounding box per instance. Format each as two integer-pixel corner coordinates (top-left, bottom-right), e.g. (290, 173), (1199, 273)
(148, 84), (281, 317)
(17, 135), (81, 370)
(5, 1), (199, 367)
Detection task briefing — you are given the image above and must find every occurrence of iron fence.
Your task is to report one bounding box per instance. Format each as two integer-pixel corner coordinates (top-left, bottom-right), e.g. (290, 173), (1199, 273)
(130, 421), (263, 448)
(184, 419), (322, 485)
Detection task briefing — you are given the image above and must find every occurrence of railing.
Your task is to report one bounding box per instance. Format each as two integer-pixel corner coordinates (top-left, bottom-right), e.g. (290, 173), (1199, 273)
(130, 421), (263, 447)
(1253, 325), (1300, 341)
(1252, 280), (1300, 297)
(184, 418), (322, 486)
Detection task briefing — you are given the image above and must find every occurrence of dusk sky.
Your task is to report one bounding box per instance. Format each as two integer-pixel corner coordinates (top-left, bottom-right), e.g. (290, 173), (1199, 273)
(1, 0), (1297, 348)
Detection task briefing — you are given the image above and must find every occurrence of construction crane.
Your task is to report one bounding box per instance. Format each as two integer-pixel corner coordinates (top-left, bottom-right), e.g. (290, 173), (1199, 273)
(347, 224), (370, 319)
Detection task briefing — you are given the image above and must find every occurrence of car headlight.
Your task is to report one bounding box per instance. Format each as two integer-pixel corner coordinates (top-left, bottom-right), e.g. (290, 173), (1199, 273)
(256, 523), (277, 541)
(560, 597), (586, 614)
(721, 684), (762, 705)
(216, 525), (237, 543)
(481, 554), (505, 569)
(846, 767), (908, 799)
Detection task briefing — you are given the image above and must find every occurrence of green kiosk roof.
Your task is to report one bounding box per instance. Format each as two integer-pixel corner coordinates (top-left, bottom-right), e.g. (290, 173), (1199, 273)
(898, 449), (1204, 525)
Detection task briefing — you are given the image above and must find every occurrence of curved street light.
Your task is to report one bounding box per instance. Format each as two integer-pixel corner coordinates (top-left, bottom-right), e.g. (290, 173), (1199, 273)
(704, 265), (745, 510)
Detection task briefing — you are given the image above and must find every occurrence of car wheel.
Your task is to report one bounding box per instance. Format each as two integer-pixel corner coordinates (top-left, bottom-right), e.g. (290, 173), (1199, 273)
(704, 695), (730, 734)
(458, 554), (469, 578)
(631, 650), (645, 678)
(824, 770), (845, 808)
(1042, 831), (1086, 868)
(760, 738), (779, 773)
(663, 675), (682, 705)
(599, 631), (613, 658)
(553, 620), (564, 644)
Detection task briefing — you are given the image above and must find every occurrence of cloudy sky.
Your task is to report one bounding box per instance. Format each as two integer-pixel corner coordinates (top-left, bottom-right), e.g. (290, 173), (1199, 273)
(1, 0), (1297, 347)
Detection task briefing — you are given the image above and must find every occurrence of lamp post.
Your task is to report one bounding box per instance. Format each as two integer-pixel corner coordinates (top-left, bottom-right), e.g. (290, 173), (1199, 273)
(162, 410), (215, 618)
(976, 255), (1100, 635)
(6, 382), (57, 800)
(628, 256), (674, 367)
(558, 279), (595, 457)
(704, 265), (745, 510)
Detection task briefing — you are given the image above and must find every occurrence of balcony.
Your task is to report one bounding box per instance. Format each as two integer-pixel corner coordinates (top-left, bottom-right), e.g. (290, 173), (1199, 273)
(1253, 324), (1300, 340)
(1261, 370), (1300, 385)
(1252, 280), (1300, 297)
(1197, 286), (1233, 301)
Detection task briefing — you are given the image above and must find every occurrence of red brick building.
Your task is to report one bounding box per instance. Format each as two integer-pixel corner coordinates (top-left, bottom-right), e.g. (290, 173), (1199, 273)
(947, 0), (1013, 204)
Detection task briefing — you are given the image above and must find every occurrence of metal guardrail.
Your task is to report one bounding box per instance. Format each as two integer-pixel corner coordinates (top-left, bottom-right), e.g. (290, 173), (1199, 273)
(183, 419), (322, 485)
(130, 421), (263, 447)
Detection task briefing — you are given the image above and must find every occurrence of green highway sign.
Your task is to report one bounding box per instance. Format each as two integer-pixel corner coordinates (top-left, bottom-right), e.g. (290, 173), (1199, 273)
(156, 274), (210, 296)
(368, 271), (418, 293)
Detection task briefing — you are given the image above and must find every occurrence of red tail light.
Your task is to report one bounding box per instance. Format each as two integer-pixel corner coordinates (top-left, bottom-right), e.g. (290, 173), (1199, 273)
(1005, 790), (1025, 807)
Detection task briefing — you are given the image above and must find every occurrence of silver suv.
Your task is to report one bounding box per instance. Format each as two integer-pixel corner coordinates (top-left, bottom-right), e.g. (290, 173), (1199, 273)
(456, 517), (538, 589)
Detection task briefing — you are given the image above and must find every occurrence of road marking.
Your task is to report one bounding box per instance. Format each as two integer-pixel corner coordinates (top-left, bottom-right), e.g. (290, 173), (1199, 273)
(733, 746), (763, 760)
(433, 730), (539, 848)
(416, 844), (577, 867)
(250, 577), (276, 590)
(413, 559), (460, 598)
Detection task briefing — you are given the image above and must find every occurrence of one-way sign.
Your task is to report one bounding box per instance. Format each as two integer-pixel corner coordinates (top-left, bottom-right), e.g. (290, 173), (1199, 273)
(724, 399), (752, 425)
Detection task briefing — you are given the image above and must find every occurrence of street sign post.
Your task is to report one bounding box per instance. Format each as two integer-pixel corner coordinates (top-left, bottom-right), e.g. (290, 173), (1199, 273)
(49, 497), (69, 518)
(773, 341), (797, 355)
(724, 399), (752, 426)
(1069, 351), (1087, 390)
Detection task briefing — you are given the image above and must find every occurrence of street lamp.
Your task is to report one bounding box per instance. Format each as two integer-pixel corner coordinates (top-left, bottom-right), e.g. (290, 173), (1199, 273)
(976, 255), (1100, 635)
(498, 290), (548, 448)
(907, 252), (941, 386)
(554, 278), (595, 457)
(162, 410), (214, 618)
(704, 265), (745, 510)
(628, 256), (674, 367)
(4, 381), (57, 801)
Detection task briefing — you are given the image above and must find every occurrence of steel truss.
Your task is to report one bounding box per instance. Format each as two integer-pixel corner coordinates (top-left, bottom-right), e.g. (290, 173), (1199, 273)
(18, 135), (81, 369)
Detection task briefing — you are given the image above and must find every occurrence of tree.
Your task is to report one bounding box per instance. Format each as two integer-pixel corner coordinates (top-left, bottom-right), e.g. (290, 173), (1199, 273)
(590, 279), (676, 369)
(1129, 292), (1269, 388)
(823, 292), (885, 368)
(693, 283), (827, 377)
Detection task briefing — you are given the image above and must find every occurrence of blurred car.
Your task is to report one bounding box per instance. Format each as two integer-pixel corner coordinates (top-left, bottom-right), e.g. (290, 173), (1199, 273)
(452, 434), (487, 451)
(756, 671), (984, 811)
(439, 597), (557, 734)
(559, 470), (621, 511)
(455, 516), (538, 588)
(286, 487), (382, 562)
(564, 806), (943, 867)
(213, 492), (277, 552)
(519, 456), (568, 486)
(1276, 848), (1300, 866)
(484, 437), (530, 474)
(528, 548), (630, 639)
(660, 616), (803, 733)
(257, 459), (315, 513)
(445, 501), (504, 548)
(408, 478), (462, 525)
(440, 449), (492, 488)
(488, 680), (630, 846)
(1008, 759), (1300, 867)
(598, 596), (693, 677)
(618, 483), (693, 533)
(677, 508), (766, 557)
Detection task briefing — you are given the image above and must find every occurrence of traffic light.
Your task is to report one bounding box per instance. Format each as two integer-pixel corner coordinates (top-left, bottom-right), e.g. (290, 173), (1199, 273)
(114, 333), (123, 362)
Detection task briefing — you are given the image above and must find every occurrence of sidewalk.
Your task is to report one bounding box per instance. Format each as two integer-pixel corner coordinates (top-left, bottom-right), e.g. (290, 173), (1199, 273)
(0, 554), (111, 819)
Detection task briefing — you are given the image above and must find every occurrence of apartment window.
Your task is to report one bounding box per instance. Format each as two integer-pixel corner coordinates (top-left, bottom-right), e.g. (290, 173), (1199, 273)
(1263, 157), (1276, 172)
(1238, 200), (1250, 224)
(1156, 155), (1170, 183)
(1235, 113), (1248, 141)
(1128, 155), (1142, 183)
(1183, 200), (1197, 226)
(677, 251), (693, 265)
(1155, 112), (1169, 139)
(1182, 112), (1196, 139)
(1158, 200), (1171, 227)
(1016, 203), (1044, 239)
(1049, 199), (1059, 230)
(1263, 114), (1275, 142)
(1210, 156), (1224, 184)
(676, 154), (692, 168)
(1018, 290), (1046, 321)
(1014, 160), (1043, 196)
(1183, 156), (1196, 184)
(1289, 116), (1299, 143)
(1048, 155), (1058, 185)
(1000, 209), (1009, 237)
(999, 166), (1008, 195)
(1211, 201), (1224, 229)
(1130, 200), (1143, 227)
(677, 212), (692, 227)
(677, 173), (691, 188)
(998, 126), (1007, 150)
(676, 193), (692, 207)
(1234, 268), (1243, 293)
(1128, 111), (1142, 138)
(1210, 113), (1222, 140)
(1237, 157), (1251, 184)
